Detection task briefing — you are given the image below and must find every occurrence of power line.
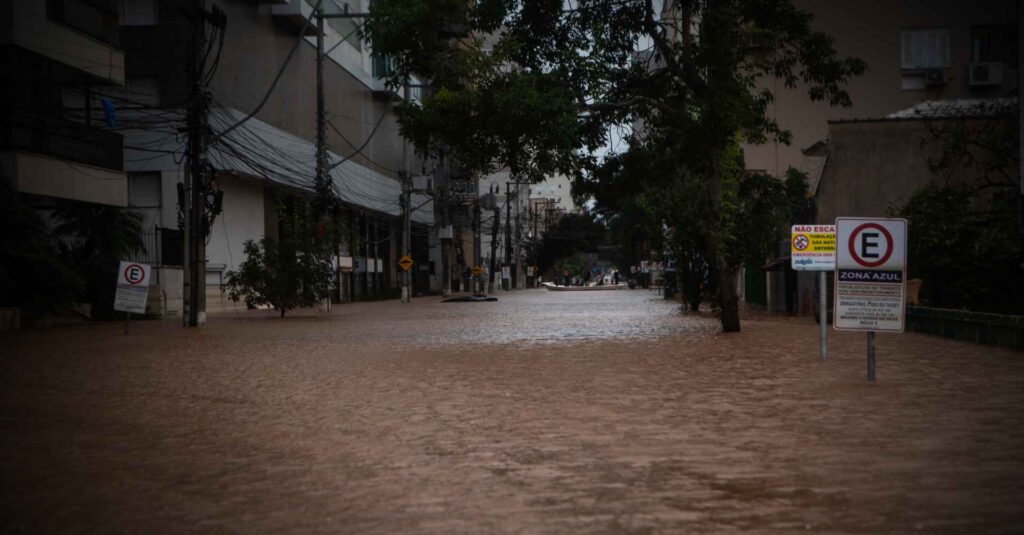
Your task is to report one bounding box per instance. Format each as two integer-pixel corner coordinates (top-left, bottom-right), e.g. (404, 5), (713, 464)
(211, 0), (323, 143)
(326, 111), (396, 173)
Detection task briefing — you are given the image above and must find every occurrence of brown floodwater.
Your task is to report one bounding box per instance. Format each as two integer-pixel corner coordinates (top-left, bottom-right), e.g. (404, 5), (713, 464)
(1, 289), (1022, 532)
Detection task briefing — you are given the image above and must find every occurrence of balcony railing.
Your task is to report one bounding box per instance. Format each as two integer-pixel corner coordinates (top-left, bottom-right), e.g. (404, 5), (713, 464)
(0, 107), (123, 171)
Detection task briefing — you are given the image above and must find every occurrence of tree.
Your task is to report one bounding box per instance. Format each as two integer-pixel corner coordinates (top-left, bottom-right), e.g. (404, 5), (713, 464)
(51, 202), (146, 320)
(226, 196), (337, 317)
(897, 183), (1022, 314)
(0, 181), (84, 320)
(533, 212), (608, 275)
(366, 0), (864, 331)
(896, 101), (1023, 314)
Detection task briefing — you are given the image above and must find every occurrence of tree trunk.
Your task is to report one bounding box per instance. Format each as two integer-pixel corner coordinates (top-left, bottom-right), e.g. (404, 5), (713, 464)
(707, 145), (741, 332)
(715, 262), (740, 331)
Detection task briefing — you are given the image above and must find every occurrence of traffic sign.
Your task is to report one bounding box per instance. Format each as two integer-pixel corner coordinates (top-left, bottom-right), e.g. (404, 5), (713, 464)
(471, 265), (483, 276)
(834, 218), (907, 332)
(790, 225), (836, 271)
(398, 255), (413, 271)
(114, 260), (151, 314)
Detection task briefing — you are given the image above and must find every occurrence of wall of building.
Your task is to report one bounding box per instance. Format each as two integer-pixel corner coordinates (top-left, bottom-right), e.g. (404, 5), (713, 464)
(744, 0), (1018, 176)
(815, 120), (948, 224)
(195, 0), (410, 181)
(3, 0), (125, 85)
(3, 151), (127, 206)
(205, 174), (266, 279)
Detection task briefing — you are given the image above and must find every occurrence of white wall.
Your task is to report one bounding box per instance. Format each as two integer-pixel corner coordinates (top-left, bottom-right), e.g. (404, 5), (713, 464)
(205, 175), (266, 277)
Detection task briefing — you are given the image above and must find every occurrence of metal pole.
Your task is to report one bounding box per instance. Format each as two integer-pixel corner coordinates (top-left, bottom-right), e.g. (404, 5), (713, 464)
(315, 8), (324, 196)
(489, 191), (500, 294)
(867, 331), (876, 382)
(504, 182), (512, 291)
(401, 82), (411, 303)
(820, 270), (827, 359)
(473, 175), (482, 294)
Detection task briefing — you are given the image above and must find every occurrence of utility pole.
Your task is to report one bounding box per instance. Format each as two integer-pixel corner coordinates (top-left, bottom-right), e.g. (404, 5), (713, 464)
(441, 186), (452, 297)
(504, 182), (512, 290)
(473, 175), (482, 294)
(315, 4), (327, 213)
(401, 82), (412, 302)
(183, 0), (221, 327)
(513, 180), (523, 289)
(489, 185), (501, 294)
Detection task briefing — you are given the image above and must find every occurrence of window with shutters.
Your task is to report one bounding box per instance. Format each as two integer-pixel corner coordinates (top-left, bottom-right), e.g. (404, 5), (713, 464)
(900, 28), (951, 69)
(129, 172), (161, 207)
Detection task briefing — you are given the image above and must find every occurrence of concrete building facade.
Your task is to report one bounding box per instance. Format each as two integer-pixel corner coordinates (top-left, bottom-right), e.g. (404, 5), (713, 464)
(745, 0), (1018, 178)
(1, 0), (128, 208)
(112, 0), (437, 314)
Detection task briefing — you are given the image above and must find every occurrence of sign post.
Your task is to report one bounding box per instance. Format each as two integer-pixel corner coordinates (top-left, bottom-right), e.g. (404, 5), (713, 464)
(791, 224), (836, 359)
(114, 261), (151, 335)
(834, 218), (908, 381)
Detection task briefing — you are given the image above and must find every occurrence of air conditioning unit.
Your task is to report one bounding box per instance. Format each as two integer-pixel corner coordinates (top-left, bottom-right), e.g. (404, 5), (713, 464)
(412, 175), (432, 192)
(924, 68), (946, 87)
(970, 62), (1003, 86)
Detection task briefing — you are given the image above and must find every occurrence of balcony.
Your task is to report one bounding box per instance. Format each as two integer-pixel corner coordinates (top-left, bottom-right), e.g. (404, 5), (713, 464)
(7, 0), (125, 85)
(0, 108), (123, 171)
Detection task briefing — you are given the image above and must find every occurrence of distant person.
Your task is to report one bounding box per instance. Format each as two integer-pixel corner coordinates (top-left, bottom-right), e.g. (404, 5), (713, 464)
(613, 270), (620, 285)
(583, 270), (591, 285)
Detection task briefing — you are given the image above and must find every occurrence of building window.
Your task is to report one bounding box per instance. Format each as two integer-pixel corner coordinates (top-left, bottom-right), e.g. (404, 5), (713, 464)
(129, 172), (161, 208)
(900, 28), (950, 70)
(972, 25), (1017, 64)
(372, 55), (396, 79)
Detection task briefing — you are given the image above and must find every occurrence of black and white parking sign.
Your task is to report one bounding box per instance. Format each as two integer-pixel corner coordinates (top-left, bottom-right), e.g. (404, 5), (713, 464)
(114, 260), (151, 314)
(834, 218), (907, 331)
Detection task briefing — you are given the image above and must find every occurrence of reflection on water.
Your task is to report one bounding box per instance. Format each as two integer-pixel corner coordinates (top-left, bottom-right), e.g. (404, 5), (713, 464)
(339, 286), (716, 346)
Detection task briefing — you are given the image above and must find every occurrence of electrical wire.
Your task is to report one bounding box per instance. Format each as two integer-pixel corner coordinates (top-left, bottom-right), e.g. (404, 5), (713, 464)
(211, 0), (323, 143)
(325, 112), (395, 173)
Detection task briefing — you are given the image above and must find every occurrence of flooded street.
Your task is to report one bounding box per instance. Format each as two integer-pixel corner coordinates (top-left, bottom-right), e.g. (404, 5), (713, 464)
(2, 289), (1023, 532)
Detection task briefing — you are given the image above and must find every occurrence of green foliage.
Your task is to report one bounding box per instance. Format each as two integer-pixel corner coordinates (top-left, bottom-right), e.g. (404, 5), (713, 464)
(726, 167), (809, 267)
(51, 202), (146, 320)
(897, 183), (1022, 314)
(226, 196), (336, 317)
(533, 212), (607, 274)
(367, 0), (863, 330)
(0, 181), (84, 318)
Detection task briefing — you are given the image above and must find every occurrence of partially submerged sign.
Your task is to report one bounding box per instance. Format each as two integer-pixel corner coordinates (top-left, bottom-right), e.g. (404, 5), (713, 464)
(114, 261), (151, 315)
(834, 218), (907, 332)
(790, 225), (836, 271)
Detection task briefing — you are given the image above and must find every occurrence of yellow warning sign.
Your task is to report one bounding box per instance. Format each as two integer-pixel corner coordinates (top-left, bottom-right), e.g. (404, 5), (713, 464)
(790, 225), (836, 271)
(471, 265), (483, 276)
(398, 255), (414, 271)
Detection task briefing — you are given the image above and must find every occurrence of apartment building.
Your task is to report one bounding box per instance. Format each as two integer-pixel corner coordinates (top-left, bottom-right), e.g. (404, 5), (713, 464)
(1, 0), (128, 207)
(752, 0), (1020, 314)
(111, 0), (437, 312)
(744, 0), (1018, 179)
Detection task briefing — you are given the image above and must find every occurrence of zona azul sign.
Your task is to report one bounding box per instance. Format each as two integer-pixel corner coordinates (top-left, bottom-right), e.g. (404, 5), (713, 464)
(834, 218), (907, 332)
